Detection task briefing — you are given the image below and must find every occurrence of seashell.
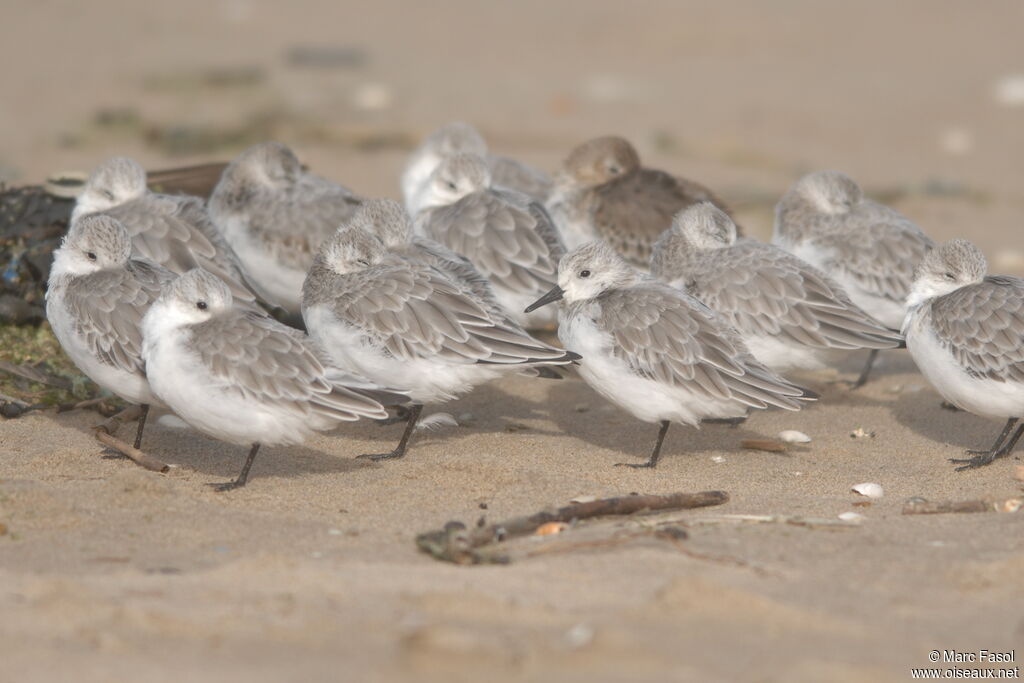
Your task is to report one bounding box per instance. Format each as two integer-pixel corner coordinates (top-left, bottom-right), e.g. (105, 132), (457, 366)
(711, 455), (725, 463)
(569, 495), (597, 504)
(535, 522), (568, 536)
(852, 482), (884, 499)
(838, 512), (865, 522)
(778, 430), (811, 444)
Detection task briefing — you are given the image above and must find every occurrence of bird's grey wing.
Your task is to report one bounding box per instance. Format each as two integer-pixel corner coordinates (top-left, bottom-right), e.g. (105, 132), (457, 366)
(63, 262), (171, 376)
(695, 243), (903, 350)
(190, 310), (390, 420)
(421, 191), (560, 294)
(326, 258), (574, 365)
(246, 174), (363, 270)
(597, 285), (806, 410)
(109, 195), (261, 304)
(487, 154), (553, 202)
(410, 236), (515, 324)
(593, 169), (730, 267)
(928, 277), (1024, 383)
(813, 206), (934, 303)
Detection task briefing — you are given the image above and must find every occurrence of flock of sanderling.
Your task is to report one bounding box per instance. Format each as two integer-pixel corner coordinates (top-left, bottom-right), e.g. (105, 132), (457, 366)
(45, 122), (1024, 489)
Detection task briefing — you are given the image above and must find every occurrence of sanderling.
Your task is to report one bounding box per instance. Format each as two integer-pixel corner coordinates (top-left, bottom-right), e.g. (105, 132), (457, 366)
(46, 215), (176, 448)
(412, 153), (565, 329)
(141, 268), (403, 490)
(301, 223), (579, 461)
(401, 121), (552, 214)
(208, 142), (364, 313)
(651, 203), (904, 377)
(773, 170), (935, 383)
(525, 241), (814, 468)
(546, 136), (734, 267)
(903, 239), (1024, 470)
(73, 156), (268, 308)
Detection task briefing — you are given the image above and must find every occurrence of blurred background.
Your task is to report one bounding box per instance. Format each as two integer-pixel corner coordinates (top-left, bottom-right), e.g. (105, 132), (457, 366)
(2, 0), (1023, 261)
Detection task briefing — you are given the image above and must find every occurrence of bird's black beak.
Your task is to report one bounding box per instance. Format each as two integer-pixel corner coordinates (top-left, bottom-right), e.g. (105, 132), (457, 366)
(525, 285), (564, 313)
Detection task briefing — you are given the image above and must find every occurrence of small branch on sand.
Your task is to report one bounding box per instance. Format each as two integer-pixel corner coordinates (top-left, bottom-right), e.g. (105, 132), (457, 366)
(56, 396), (112, 413)
(0, 360), (72, 390)
(902, 497), (1022, 515)
(92, 405), (143, 437)
(93, 429), (171, 474)
(0, 392), (46, 418)
(416, 490), (729, 565)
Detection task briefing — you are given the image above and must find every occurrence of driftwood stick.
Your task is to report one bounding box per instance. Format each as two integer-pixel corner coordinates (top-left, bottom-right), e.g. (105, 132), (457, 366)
(57, 396), (110, 413)
(93, 404), (142, 437)
(0, 360), (72, 390)
(902, 497), (1022, 515)
(94, 429), (170, 474)
(416, 490), (729, 564)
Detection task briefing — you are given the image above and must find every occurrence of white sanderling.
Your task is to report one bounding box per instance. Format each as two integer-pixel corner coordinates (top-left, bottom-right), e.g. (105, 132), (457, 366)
(301, 223), (579, 461)
(73, 156), (269, 308)
(412, 153), (565, 329)
(773, 170), (935, 383)
(525, 240), (814, 468)
(141, 268), (404, 490)
(207, 142), (364, 313)
(903, 239), (1024, 470)
(46, 215), (176, 448)
(401, 121), (552, 214)
(651, 202), (904, 380)
(546, 135), (735, 267)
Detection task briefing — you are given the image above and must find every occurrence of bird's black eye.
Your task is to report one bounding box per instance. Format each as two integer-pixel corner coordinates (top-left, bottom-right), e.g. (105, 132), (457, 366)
(196, 301), (208, 311)
(86, 251), (97, 261)
(944, 272), (956, 281)
(607, 166), (620, 175)
(356, 259), (370, 267)
(579, 269), (591, 278)
(100, 190), (114, 201)
(447, 181), (457, 191)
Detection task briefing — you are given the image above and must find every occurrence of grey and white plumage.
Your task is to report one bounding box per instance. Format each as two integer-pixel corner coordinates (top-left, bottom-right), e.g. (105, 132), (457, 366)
(651, 203), (903, 373)
(401, 121), (552, 214)
(773, 170), (935, 330)
(412, 153), (565, 328)
(46, 215), (176, 448)
(903, 239), (1024, 470)
(525, 240), (814, 468)
(546, 136), (735, 268)
(72, 156), (267, 308)
(142, 268), (402, 489)
(207, 142), (364, 312)
(301, 223), (578, 460)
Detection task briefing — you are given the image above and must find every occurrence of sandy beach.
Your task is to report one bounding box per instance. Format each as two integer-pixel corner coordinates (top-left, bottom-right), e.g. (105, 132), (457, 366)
(2, 2), (1023, 681)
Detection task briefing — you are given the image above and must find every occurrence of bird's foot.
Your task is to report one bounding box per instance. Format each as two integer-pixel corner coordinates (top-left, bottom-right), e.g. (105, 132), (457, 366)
(357, 450), (405, 462)
(614, 461), (656, 469)
(949, 452), (996, 471)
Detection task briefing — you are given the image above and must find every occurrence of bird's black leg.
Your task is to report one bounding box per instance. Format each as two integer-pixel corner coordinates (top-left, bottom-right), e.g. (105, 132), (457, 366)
(951, 418), (1020, 470)
(359, 404), (423, 461)
(133, 404), (150, 450)
(851, 349), (879, 389)
(376, 404), (413, 426)
(616, 420), (671, 469)
(210, 443), (261, 491)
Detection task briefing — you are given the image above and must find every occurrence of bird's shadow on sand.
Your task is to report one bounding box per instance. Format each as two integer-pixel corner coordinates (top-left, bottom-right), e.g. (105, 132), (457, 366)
(888, 389), (1008, 453)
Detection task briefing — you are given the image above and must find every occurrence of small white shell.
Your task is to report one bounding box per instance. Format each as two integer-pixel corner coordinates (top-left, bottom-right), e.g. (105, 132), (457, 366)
(711, 455), (725, 463)
(851, 482), (884, 499)
(778, 430), (811, 444)
(838, 512), (865, 522)
(569, 495), (597, 504)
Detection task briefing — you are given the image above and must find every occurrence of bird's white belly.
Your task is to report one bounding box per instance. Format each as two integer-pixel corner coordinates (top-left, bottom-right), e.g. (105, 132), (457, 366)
(46, 299), (158, 406)
(907, 316), (1024, 419)
(560, 314), (747, 426)
(143, 325), (320, 447)
(303, 305), (503, 404)
(218, 216), (306, 313)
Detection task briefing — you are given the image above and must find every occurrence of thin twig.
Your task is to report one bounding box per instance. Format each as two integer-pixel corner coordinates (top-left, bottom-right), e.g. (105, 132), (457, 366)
(902, 498), (1022, 515)
(56, 396), (110, 413)
(93, 404), (142, 437)
(416, 490), (729, 564)
(93, 429), (171, 474)
(0, 360), (72, 390)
